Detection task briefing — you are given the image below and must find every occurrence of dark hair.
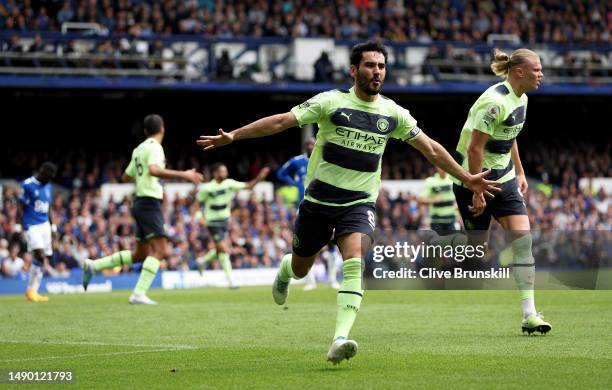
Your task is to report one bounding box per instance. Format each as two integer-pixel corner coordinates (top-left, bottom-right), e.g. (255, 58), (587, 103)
(143, 114), (164, 136)
(350, 41), (388, 68)
(212, 162), (226, 172)
(39, 161), (57, 176)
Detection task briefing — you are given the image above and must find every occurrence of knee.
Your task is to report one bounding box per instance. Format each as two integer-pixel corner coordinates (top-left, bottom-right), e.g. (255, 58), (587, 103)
(511, 233), (533, 260)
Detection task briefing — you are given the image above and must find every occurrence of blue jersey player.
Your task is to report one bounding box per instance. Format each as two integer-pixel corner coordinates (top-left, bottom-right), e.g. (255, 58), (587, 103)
(277, 137), (315, 202)
(19, 162), (57, 302)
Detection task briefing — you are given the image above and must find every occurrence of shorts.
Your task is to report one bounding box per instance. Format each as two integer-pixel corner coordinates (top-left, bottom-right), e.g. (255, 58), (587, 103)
(430, 222), (456, 235)
(207, 222), (229, 243)
(25, 221), (52, 256)
(131, 197), (167, 241)
(292, 200), (376, 257)
(453, 177), (527, 231)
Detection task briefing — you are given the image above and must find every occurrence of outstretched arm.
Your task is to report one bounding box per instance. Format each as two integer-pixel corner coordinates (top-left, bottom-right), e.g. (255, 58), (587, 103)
(197, 112), (298, 151)
(409, 132), (500, 196)
(245, 167), (271, 190)
(149, 165), (203, 184)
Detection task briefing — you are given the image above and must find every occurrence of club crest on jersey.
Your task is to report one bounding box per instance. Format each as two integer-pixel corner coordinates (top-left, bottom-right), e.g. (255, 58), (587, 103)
(487, 105), (500, 117)
(376, 118), (389, 132)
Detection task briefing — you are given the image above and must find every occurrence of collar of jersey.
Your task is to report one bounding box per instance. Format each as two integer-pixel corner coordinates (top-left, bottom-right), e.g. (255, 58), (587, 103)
(503, 80), (522, 99)
(31, 176), (41, 185)
(349, 86), (379, 106)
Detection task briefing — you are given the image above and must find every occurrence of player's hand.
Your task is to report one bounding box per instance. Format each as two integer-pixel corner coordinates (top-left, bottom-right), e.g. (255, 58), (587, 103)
(516, 173), (528, 195)
(469, 192), (487, 217)
(197, 129), (234, 151)
(184, 169), (204, 184)
(465, 169), (501, 198)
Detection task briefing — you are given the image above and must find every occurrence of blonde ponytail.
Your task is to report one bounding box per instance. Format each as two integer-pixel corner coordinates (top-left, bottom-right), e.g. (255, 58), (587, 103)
(490, 48), (510, 77)
(490, 48), (540, 78)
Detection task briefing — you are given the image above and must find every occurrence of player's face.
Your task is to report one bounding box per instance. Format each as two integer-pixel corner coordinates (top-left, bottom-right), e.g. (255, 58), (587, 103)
(38, 167), (56, 184)
(214, 166), (228, 180)
(352, 51), (386, 96)
(521, 56), (543, 91)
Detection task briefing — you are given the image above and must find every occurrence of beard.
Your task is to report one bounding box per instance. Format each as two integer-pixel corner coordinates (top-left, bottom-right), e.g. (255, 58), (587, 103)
(356, 70), (383, 95)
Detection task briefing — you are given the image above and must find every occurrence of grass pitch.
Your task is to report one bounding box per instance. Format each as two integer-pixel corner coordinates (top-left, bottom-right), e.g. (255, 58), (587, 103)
(0, 287), (611, 389)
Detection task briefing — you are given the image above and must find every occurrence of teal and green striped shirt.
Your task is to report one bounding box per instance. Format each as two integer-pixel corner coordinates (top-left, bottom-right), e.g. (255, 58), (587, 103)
(420, 173), (456, 224)
(453, 80), (528, 185)
(197, 179), (246, 226)
(291, 87), (421, 207)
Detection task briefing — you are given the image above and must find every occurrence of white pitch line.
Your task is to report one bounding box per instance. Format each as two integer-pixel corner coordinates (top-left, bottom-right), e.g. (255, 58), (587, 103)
(0, 348), (187, 363)
(0, 339), (196, 349)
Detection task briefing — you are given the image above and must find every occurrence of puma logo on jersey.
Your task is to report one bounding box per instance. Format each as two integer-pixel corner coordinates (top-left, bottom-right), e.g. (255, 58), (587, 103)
(340, 112), (352, 122)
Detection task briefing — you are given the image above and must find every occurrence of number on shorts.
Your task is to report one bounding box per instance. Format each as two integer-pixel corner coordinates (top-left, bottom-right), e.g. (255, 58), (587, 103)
(367, 210), (376, 231)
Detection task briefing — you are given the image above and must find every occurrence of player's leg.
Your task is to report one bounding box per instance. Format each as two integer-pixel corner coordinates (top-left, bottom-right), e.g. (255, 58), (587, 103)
(326, 232), (370, 365)
(129, 236), (168, 305)
(273, 201), (333, 305)
(326, 203), (375, 364)
(216, 238), (237, 289)
(25, 223), (50, 302)
(26, 249), (46, 302)
(80, 235), (144, 291)
(327, 247), (340, 289)
(196, 227), (220, 274)
(495, 178), (550, 334)
(497, 217), (551, 334)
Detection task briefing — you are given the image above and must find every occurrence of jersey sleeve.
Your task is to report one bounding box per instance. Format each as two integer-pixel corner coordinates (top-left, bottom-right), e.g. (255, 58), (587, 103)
(469, 96), (502, 136)
(390, 105), (422, 142)
(147, 143), (165, 167)
(290, 92), (330, 127)
(125, 154), (136, 177)
(277, 158), (297, 185)
(419, 178), (433, 198)
(228, 179), (247, 192)
(196, 185), (208, 202)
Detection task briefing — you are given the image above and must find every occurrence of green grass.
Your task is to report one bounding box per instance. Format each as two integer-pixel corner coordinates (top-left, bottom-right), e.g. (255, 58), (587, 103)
(1, 287), (611, 389)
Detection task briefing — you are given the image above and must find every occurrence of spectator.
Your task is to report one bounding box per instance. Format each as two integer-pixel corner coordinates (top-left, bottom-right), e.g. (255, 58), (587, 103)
(215, 49), (234, 80)
(313, 51), (333, 83)
(2, 244), (26, 279)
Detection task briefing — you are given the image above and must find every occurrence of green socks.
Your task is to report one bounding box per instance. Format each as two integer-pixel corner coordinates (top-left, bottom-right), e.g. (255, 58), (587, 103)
(511, 234), (537, 317)
(334, 258), (363, 340)
(203, 250), (217, 264)
(278, 254), (296, 282)
(94, 250), (133, 272)
(133, 256), (160, 295)
(218, 253), (233, 284)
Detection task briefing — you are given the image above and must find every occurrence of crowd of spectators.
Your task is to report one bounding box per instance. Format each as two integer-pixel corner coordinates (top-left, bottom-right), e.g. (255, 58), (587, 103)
(0, 141), (610, 279)
(0, 0), (609, 44)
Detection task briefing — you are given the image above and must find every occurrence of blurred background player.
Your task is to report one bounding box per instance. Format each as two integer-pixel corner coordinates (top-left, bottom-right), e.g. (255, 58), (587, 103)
(418, 167), (457, 234)
(196, 163), (270, 288)
(19, 161), (57, 302)
(197, 41), (500, 364)
(80, 114), (203, 304)
(451, 48), (552, 334)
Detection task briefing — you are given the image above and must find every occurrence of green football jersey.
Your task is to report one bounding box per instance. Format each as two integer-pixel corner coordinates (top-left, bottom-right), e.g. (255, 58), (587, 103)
(125, 138), (166, 199)
(453, 80), (528, 185)
(419, 173), (456, 224)
(290, 87), (421, 207)
(197, 179), (246, 225)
